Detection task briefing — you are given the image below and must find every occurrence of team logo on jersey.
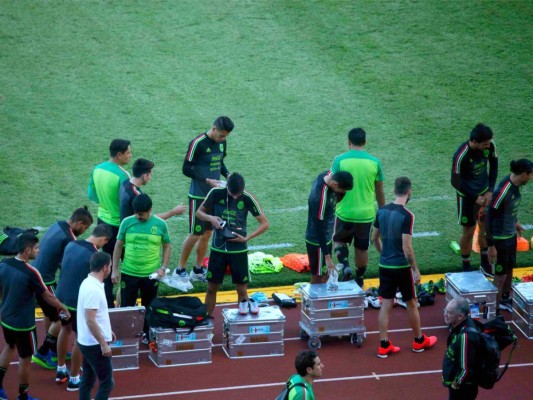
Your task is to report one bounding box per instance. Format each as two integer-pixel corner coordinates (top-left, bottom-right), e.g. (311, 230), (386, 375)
(121, 281), (126, 289)
(495, 264), (503, 273)
(483, 149), (489, 157)
(151, 226), (158, 235)
(219, 144), (224, 151)
(206, 148), (211, 153)
(218, 199), (225, 205)
(207, 271), (213, 279)
(195, 225), (202, 232)
(461, 216), (468, 224)
(237, 201), (244, 210)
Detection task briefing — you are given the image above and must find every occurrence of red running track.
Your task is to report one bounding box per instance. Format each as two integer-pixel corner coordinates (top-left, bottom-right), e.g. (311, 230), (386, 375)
(1, 294), (531, 400)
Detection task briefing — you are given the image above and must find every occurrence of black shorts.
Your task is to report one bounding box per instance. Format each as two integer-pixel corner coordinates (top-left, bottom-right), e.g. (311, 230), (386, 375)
(333, 218), (371, 250)
(2, 325), (37, 358)
(36, 283), (60, 322)
(378, 267), (416, 301)
(494, 237), (516, 276)
(189, 197), (213, 235)
(456, 195), (482, 227)
(207, 251), (248, 285)
(306, 242), (331, 277)
(120, 273), (159, 308)
(60, 309), (78, 333)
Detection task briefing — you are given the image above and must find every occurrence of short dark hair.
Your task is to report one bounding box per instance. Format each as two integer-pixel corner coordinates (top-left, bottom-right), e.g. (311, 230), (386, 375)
(132, 158), (154, 178)
(16, 232), (39, 254)
(469, 123), (493, 143)
(331, 171), (353, 191)
(348, 127), (366, 146)
(133, 193), (152, 213)
(295, 350), (318, 377)
(90, 252), (111, 272)
(394, 177), (411, 196)
(91, 224), (113, 238)
(70, 206), (93, 225)
(213, 116), (234, 133)
(109, 139), (131, 157)
(227, 172), (245, 194)
(510, 159), (533, 175)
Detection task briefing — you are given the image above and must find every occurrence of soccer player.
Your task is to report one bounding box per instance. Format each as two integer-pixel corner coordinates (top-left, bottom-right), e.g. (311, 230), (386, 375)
(331, 127), (385, 286)
(451, 123), (498, 272)
(32, 206), (93, 369)
(372, 177), (437, 358)
(174, 116), (234, 284)
(119, 158), (186, 222)
(88, 138), (132, 307)
(54, 224), (112, 391)
(112, 194), (171, 342)
(305, 171), (353, 284)
(196, 172), (269, 317)
(282, 350), (324, 400)
(0, 233), (70, 400)
(486, 159), (532, 312)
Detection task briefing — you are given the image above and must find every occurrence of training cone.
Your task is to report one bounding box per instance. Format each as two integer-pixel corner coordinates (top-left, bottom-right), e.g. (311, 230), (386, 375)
(517, 236), (530, 252)
(472, 225), (480, 253)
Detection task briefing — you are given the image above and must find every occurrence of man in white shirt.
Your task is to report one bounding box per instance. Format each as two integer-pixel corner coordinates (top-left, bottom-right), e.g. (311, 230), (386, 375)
(77, 252), (114, 400)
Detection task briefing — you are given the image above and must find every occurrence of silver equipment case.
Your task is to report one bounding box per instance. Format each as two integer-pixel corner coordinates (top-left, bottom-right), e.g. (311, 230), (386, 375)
(108, 306), (145, 371)
(445, 271), (497, 320)
(299, 281), (365, 349)
(512, 282), (533, 339)
(148, 321), (214, 367)
(222, 305), (286, 359)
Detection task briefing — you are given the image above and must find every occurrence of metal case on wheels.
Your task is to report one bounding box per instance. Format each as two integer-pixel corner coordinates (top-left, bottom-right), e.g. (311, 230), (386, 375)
(222, 306), (285, 359)
(299, 281), (365, 349)
(108, 306), (145, 371)
(512, 282), (533, 339)
(148, 321), (214, 367)
(445, 271), (497, 320)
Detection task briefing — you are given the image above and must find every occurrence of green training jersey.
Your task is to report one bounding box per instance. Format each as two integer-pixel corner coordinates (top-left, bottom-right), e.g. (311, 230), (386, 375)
(88, 161), (131, 226)
(117, 215), (171, 277)
(331, 149), (384, 223)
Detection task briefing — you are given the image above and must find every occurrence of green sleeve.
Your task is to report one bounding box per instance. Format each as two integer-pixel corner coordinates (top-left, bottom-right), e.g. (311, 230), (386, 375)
(88, 170), (99, 203)
(331, 156), (340, 173)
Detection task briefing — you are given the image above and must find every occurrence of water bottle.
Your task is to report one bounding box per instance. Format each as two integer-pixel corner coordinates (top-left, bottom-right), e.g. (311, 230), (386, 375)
(149, 268), (170, 280)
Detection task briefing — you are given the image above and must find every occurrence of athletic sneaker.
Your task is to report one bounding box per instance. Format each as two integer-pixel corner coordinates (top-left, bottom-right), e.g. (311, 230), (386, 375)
(499, 298), (513, 312)
(32, 351), (57, 369)
(50, 351), (71, 362)
(172, 268), (189, 282)
(377, 341), (400, 358)
(66, 379), (80, 392)
(412, 333), (437, 353)
(367, 296), (381, 309)
(189, 268), (207, 283)
(238, 299), (249, 315)
(248, 298), (259, 314)
(363, 297), (368, 309)
(435, 278), (446, 294)
(142, 333), (149, 345)
(0, 387), (8, 400)
(55, 368), (70, 383)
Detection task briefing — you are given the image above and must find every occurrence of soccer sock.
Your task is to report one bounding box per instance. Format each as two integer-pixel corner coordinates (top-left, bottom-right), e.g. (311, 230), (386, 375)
(38, 332), (57, 356)
(356, 266), (366, 278)
(380, 340), (390, 348)
(480, 248), (489, 267)
(334, 245), (349, 268)
(57, 364), (67, 372)
(0, 366), (7, 388)
(19, 383), (29, 400)
(70, 375), (80, 384)
(414, 335), (425, 344)
(193, 266), (204, 273)
(461, 254), (471, 269)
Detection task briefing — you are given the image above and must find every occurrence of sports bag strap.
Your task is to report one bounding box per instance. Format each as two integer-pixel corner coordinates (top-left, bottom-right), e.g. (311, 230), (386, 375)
(286, 382), (306, 398)
(496, 337), (518, 382)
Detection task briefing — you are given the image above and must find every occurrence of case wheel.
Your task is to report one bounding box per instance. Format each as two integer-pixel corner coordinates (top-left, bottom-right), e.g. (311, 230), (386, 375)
(299, 329), (310, 341)
(350, 333), (363, 347)
(308, 336), (321, 349)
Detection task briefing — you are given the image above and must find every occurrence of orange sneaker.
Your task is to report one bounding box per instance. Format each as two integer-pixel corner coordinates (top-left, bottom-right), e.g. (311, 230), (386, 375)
(377, 342), (400, 358)
(412, 334), (437, 353)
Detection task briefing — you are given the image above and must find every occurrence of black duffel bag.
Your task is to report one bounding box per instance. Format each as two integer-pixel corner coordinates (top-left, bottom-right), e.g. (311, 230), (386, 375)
(0, 226), (39, 255)
(147, 296), (207, 332)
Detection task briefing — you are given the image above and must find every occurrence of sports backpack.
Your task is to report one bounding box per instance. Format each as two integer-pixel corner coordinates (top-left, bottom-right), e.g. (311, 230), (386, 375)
(275, 382), (305, 400)
(146, 296), (207, 333)
(465, 315), (518, 389)
(0, 227), (39, 255)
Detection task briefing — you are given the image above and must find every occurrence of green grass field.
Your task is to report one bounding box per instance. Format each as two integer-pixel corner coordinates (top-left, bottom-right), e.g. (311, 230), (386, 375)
(1, 1), (532, 295)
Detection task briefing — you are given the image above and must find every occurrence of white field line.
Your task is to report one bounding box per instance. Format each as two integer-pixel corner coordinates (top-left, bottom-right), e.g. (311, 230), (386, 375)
(413, 231), (440, 238)
(108, 363), (533, 399)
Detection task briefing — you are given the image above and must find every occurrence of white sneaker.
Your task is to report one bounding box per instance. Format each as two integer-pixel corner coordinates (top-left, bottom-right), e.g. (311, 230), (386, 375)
(364, 297), (369, 309)
(239, 299), (249, 315)
(368, 296), (382, 309)
(172, 268), (189, 282)
(248, 298), (259, 314)
(189, 268), (207, 283)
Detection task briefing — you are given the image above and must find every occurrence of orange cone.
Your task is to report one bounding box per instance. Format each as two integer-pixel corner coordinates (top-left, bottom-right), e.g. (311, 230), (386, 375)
(517, 236), (530, 252)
